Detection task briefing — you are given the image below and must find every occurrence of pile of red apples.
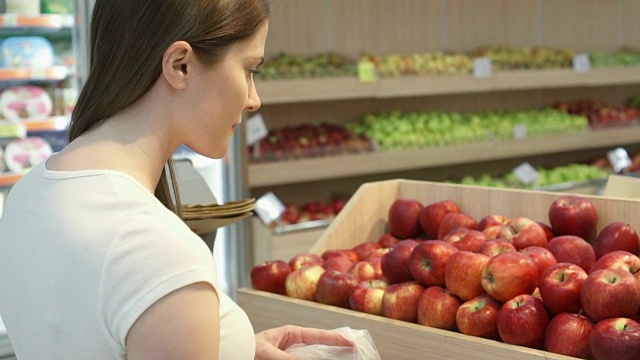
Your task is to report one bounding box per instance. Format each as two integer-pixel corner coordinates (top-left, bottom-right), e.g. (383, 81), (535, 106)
(250, 194), (640, 360)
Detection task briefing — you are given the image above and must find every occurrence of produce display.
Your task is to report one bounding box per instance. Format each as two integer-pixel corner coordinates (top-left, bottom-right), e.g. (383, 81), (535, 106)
(278, 198), (347, 225)
(453, 163), (610, 189)
(248, 122), (375, 163)
(251, 193), (640, 359)
(346, 109), (588, 151)
(553, 99), (640, 129)
(254, 52), (357, 80)
(469, 45), (575, 70)
(590, 49), (640, 68)
(361, 52), (473, 76)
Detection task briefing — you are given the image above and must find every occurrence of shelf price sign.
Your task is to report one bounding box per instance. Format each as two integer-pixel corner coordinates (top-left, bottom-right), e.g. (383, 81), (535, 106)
(607, 147), (632, 173)
(255, 191), (285, 225)
(513, 124), (528, 140)
(572, 54), (591, 73)
(513, 162), (539, 185)
(473, 57), (493, 78)
(245, 113), (269, 146)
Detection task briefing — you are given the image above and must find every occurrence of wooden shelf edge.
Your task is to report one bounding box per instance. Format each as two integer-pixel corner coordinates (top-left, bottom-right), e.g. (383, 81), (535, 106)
(257, 67), (640, 104)
(248, 126), (640, 187)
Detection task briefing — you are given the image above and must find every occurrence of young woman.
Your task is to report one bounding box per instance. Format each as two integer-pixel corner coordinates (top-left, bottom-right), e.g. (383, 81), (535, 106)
(0, 0), (352, 359)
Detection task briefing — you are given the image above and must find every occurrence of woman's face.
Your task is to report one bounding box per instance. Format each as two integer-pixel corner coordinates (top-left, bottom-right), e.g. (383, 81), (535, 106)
(181, 20), (268, 159)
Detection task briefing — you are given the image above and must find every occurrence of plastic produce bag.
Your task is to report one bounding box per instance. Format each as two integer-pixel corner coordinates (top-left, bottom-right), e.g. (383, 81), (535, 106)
(284, 327), (381, 360)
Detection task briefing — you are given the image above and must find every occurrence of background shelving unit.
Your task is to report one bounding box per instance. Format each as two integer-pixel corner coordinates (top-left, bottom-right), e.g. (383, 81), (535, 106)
(240, 0), (640, 269)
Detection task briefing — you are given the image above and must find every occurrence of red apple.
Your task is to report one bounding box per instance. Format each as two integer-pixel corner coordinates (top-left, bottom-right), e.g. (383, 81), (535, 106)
(498, 217), (548, 250)
(445, 251), (489, 301)
(351, 241), (383, 261)
(581, 269), (640, 322)
(315, 270), (359, 308)
(594, 222), (640, 259)
(521, 246), (558, 279)
(481, 251), (539, 303)
(380, 239), (419, 284)
(378, 233), (400, 248)
(416, 286), (462, 331)
(322, 256), (354, 273)
(544, 312), (594, 358)
(409, 240), (458, 287)
(418, 199), (461, 239)
(250, 260), (292, 295)
(538, 263), (588, 315)
(537, 221), (556, 242)
(285, 264), (325, 301)
(437, 213), (478, 240)
(381, 281), (425, 323)
(476, 238), (517, 257)
(549, 195), (598, 243)
(482, 225), (503, 240)
(456, 294), (502, 340)
(589, 317), (640, 360)
(349, 279), (389, 315)
(289, 253), (323, 271)
(348, 261), (377, 282)
(443, 228), (488, 252)
(497, 294), (550, 349)
(547, 235), (596, 273)
(388, 198), (424, 239)
(368, 247), (392, 259)
(477, 215), (510, 232)
(591, 250), (640, 281)
(366, 255), (384, 280)
(321, 249), (359, 263)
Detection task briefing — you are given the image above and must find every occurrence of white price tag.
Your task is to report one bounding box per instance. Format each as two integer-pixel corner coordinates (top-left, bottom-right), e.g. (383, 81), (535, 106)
(513, 162), (539, 185)
(473, 57), (493, 78)
(513, 124), (528, 139)
(245, 113), (269, 146)
(572, 54), (591, 73)
(255, 191), (285, 225)
(607, 147), (632, 173)
(2, 14), (18, 27)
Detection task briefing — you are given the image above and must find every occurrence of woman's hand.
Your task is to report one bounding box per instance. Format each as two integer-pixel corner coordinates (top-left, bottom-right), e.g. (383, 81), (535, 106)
(254, 325), (353, 360)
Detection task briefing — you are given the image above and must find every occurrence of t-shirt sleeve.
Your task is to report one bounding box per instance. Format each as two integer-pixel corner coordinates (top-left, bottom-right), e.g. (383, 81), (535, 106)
(97, 212), (219, 347)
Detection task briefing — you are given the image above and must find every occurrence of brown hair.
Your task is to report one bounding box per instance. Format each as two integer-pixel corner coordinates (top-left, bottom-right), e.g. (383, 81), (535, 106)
(70, 0), (270, 214)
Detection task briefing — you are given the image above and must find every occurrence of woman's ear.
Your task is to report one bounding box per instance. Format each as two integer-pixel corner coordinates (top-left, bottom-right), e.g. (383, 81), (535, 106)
(161, 41), (193, 90)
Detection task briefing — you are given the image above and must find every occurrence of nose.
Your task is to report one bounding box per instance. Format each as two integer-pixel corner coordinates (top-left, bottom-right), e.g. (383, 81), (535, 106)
(246, 84), (261, 112)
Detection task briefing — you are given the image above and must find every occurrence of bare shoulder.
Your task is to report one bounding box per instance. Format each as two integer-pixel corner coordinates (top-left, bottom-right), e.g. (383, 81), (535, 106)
(126, 282), (221, 360)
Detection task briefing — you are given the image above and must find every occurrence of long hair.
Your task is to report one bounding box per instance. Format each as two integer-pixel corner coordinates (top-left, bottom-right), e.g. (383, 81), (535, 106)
(70, 0), (270, 214)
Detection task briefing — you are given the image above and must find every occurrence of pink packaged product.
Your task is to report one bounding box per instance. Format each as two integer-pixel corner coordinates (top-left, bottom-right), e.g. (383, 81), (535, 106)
(4, 137), (53, 174)
(1, 36), (55, 69)
(0, 86), (53, 121)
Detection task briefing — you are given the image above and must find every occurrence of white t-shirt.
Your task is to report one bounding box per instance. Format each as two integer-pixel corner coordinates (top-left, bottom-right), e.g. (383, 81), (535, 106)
(0, 160), (255, 359)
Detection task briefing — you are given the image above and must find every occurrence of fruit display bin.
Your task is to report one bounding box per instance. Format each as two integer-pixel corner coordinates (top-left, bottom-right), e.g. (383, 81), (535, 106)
(237, 178), (640, 360)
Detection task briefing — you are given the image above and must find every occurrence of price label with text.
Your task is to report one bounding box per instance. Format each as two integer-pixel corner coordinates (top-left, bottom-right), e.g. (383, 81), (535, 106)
(607, 147), (632, 173)
(473, 57), (493, 78)
(513, 162), (539, 185)
(513, 124), (528, 139)
(245, 113), (269, 146)
(255, 191), (285, 225)
(572, 54), (591, 73)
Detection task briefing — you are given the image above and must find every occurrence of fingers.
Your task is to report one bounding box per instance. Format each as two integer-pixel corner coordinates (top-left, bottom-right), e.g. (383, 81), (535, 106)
(254, 337), (294, 360)
(278, 325), (354, 349)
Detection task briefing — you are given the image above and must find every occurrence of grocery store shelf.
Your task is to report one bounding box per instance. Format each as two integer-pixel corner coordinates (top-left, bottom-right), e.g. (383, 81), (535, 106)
(257, 67), (640, 105)
(0, 14), (74, 28)
(248, 125), (640, 187)
(22, 116), (69, 132)
(0, 66), (69, 82)
(0, 173), (21, 188)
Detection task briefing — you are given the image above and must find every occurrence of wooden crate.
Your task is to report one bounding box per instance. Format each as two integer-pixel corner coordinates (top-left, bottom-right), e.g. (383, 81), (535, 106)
(238, 178), (640, 360)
